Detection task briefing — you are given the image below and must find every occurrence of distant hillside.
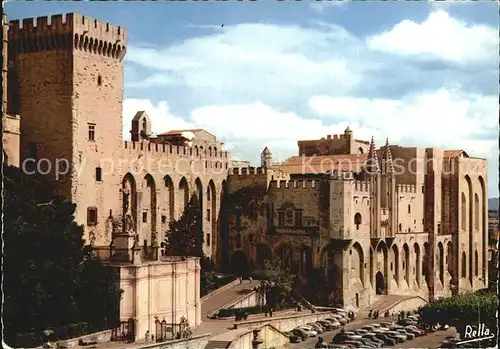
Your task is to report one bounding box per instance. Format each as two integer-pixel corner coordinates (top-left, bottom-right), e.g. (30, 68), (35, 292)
(489, 197), (499, 212)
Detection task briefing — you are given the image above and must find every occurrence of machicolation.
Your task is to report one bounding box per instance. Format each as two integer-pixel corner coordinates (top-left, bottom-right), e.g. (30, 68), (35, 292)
(9, 13), (126, 60)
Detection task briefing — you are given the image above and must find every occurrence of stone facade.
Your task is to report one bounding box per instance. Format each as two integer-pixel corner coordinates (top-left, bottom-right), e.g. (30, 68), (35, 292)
(115, 257), (201, 341)
(2, 14), (20, 167)
(226, 128), (489, 308)
(4, 13), (221, 340)
(3, 11), (489, 321)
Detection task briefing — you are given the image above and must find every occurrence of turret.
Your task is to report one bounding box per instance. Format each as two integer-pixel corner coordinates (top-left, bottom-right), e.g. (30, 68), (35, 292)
(261, 146), (272, 168)
(367, 137), (382, 238)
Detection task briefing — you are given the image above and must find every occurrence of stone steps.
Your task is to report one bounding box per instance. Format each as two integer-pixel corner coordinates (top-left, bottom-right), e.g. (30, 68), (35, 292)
(204, 340), (232, 349)
(364, 295), (415, 313)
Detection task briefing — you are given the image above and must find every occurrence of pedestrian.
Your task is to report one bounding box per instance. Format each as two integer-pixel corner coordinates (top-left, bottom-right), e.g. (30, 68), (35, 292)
(368, 310), (372, 319)
(249, 276), (253, 283)
(151, 334), (155, 343)
(239, 277), (242, 284)
(145, 330), (150, 342)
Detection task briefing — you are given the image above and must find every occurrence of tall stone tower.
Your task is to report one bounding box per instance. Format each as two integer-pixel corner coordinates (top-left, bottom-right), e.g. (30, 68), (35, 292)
(8, 14), (127, 249)
(261, 146), (272, 168)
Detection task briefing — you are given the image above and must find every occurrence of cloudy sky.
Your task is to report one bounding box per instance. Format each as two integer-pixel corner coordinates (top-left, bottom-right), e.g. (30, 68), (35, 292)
(6, 1), (498, 196)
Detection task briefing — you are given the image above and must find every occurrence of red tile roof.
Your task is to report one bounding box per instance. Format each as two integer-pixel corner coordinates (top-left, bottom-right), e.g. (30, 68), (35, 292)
(157, 128), (205, 136)
(275, 154), (367, 174)
(444, 150), (469, 158)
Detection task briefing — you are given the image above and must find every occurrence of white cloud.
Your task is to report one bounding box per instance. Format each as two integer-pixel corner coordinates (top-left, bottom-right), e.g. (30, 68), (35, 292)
(367, 10), (497, 64)
(310, 0), (348, 13)
(308, 88), (497, 156)
(126, 22), (363, 96)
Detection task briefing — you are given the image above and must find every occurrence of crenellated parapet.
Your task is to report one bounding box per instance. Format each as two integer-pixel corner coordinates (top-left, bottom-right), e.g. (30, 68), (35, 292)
(122, 140), (229, 161)
(269, 179), (318, 189)
(8, 13), (126, 60)
(354, 180), (369, 192)
(322, 133), (350, 141)
(229, 167), (268, 176)
(396, 184), (416, 193)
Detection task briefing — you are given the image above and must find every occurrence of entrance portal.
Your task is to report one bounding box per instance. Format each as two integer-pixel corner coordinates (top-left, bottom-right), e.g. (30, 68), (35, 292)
(375, 271), (385, 295)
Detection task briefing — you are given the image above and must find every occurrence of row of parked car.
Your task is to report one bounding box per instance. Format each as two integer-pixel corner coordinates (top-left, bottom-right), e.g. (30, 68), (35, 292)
(285, 312), (428, 348)
(329, 315), (425, 348)
(283, 308), (355, 343)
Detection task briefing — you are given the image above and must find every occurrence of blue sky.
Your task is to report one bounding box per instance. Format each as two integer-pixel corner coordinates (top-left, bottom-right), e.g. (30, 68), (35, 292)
(5, 1), (499, 196)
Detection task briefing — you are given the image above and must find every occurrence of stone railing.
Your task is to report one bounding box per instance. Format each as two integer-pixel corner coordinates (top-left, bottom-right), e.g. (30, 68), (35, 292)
(200, 278), (240, 302)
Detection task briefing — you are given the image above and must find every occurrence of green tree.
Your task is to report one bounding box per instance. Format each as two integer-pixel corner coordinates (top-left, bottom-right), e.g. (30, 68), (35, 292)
(419, 290), (498, 337)
(163, 194), (219, 296)
(255, 259), (294, 309)
(164, 194), (203, 257)
(2, 165), (122, 342)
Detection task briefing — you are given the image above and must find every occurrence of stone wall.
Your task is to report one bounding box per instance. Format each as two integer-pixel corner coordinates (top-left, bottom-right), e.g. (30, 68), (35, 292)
(115, 257), (201, 341)
(227, 291), (265, 310)
(135, 334), (210, 349)
(234, 311), (335, 332)
(229, 325), (290, 349)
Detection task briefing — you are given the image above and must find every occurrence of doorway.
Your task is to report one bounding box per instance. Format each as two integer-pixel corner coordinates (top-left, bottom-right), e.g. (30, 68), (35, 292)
(376, 271), (385, 295)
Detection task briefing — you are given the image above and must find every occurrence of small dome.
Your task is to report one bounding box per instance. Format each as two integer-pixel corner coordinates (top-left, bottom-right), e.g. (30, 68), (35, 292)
(262, 146), (272, 155)
(344, 126), (352, 133)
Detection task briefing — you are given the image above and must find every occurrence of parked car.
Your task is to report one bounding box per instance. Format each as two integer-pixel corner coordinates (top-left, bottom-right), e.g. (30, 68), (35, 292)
(362, 325), (377, 332)
(405, 325), (425, 336)
(354, 329), (368, 336)
(318, 320), (337, 330)
(361, 333), (384, 347)
(291, 328), (308, 341)
(380, 321), (395, 328)
(332, 332), (350, 344)
(355, 337), (378, 348)
(327, 319), (342, 328)
(397, 328), (415, 340)
(307, 322), (324, 334)
(343, 340), (364, 348)
(385, 330), (406, 343)
(282, 331), (300, 343)
(327, 316), (347, 326)
(373, 332), (396, 346)
(298, 325), (318, 337)
(398, 318), (417, 326)
(404, 326), (424, 337)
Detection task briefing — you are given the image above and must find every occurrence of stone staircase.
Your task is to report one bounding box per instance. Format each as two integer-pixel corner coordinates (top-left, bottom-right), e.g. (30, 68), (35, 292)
(204, 340), (231, 349)
(364, 295), (416, 313)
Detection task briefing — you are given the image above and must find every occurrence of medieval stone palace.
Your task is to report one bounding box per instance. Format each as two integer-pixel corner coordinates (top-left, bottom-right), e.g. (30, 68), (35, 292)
(2, 12), (489, 336)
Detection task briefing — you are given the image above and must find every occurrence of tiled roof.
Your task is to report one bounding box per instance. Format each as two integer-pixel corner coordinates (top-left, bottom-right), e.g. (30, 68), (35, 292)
(444, 150), (469, 158)
(157, 128), (205, 136)
(275, 154), (367, 174)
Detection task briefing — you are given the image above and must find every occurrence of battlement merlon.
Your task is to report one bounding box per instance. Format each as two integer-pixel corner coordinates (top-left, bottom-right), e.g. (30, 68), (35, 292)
(396, 184), (416, 193)
(9, 13), (127, 45)
(269, 179), (318, 189)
